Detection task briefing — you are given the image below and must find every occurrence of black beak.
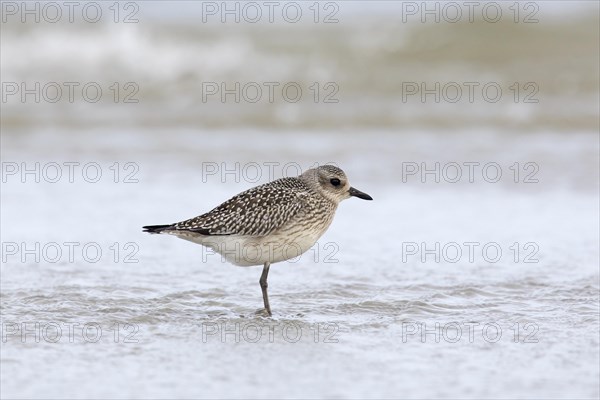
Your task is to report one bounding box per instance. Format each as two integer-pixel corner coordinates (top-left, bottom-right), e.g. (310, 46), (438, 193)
(348, 187), (373, 200)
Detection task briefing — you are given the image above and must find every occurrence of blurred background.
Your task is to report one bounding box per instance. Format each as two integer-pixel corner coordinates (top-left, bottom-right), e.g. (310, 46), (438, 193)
(1, 1), (599, 399)
(2, 2), (599, 131)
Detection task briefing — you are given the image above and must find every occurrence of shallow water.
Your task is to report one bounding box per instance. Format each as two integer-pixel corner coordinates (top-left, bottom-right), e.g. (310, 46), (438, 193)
(1, 129), (598, 399)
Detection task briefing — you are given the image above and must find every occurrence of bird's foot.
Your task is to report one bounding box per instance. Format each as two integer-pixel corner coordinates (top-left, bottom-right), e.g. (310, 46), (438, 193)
(254, 308), (272, 317)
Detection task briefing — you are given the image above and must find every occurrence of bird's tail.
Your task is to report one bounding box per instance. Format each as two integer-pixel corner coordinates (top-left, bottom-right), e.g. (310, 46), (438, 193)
(143, 224), (173, 234)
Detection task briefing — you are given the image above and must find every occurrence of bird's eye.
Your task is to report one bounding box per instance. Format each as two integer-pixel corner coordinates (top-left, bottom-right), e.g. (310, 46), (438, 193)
(330, 178), (341, 187)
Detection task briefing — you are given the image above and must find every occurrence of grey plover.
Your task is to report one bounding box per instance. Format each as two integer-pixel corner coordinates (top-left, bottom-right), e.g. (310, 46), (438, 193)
(143, 165), (372, 316)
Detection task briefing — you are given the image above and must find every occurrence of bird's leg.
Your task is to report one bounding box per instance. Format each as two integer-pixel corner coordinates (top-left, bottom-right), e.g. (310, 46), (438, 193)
(259, 262), (272, 316)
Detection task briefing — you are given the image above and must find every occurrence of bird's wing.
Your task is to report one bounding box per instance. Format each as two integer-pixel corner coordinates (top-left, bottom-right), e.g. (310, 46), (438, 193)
(170, 179), (311, 236)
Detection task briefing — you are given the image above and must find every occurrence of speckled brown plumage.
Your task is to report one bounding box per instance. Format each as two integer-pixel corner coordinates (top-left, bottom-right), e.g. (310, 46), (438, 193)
(143, 165), (372, 315)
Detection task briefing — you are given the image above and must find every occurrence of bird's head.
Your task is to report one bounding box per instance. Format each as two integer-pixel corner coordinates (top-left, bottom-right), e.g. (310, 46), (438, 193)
(300, 165), (373, 204)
